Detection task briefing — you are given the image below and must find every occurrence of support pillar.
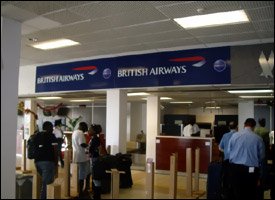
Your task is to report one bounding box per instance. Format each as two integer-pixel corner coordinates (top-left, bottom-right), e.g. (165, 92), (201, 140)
(194, 148), (200, 192)
(106, 89), (127, 154)
(1, 16), (21, 199)
(146, 96), (160, 162)
(238, 101), (254, 128)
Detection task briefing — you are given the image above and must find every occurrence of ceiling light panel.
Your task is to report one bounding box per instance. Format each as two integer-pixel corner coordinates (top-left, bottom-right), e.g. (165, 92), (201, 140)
(127, 92), (150, 96)
(37, 97), (62, 100)
(174, 10), (249, 29)
(31, 39), (80, 50)
(228, 90), (273, 94)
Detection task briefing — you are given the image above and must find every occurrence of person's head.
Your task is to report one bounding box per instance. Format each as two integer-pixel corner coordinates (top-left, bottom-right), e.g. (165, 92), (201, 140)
(229, 121), (238, 130)
(90, 124), (102, 135)
(258, 118), (266, 127)
(54, 119), (62, 127)
(43, 121), (53, 133)
(78, 122), (88, 132)
(244, 118), (256, 130)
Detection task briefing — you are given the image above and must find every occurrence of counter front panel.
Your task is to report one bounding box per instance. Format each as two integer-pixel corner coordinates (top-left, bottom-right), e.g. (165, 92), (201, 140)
(156, 136), (213, 173)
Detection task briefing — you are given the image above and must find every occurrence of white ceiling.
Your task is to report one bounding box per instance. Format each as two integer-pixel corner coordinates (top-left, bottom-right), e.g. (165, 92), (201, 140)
(2, 1), (274, 107)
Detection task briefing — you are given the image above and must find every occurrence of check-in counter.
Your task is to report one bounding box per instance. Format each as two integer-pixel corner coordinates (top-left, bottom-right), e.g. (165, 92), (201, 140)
(156, 136), (215, 173)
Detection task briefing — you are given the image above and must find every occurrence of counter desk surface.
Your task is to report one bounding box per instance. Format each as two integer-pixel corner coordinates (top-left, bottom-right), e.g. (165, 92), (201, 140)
(156, 136), (215, 173)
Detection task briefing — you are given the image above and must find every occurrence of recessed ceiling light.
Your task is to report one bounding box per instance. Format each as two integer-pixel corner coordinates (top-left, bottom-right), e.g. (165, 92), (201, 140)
(127, 92), (150, 96)
(205, 106), (221, 109)
(205, 101), (216, 104)
(228, 89), (273, 94)
(239, 96), (274, 99)
(170, 101), (193, 104)
(37, 97), (62, 100)
(69, 99), (93, 102)
(31, 38), (80, 50)
(174, 10), (249, 29)
(160, 97), (172, 100)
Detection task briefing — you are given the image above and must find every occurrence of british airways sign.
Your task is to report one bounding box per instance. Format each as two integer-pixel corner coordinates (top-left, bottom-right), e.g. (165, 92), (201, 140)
(35, 46), (230, 92)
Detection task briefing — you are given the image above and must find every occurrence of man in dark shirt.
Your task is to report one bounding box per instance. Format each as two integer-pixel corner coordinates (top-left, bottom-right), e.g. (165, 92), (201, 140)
(34, 121), (58, 199)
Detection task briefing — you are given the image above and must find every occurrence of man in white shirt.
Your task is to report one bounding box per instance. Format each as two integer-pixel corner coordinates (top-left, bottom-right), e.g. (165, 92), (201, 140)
(72, 122), (89, 198)
(182, 120), (193, 137)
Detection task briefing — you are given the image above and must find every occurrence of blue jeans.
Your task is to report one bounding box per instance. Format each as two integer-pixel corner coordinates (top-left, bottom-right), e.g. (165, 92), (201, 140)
(35, 161), (55, 199)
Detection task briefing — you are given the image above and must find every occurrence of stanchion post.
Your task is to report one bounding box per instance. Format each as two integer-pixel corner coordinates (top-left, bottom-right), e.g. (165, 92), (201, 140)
(186, 148), (192, 197)
(64, 149), (71, 197)
(169, 152), (178, 199)
(21, 140), (27, 171)
(32, 172), (42, 199)
(194, 148), (200, 192)
(47, 184), (61, 199)
(106, 168), (125, 199)
(145, 158), (154, 199)
(71, 163), (79, 194)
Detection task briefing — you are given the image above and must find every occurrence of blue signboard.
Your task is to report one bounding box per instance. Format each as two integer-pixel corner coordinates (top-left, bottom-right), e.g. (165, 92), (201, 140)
(35, 46), (230, 92)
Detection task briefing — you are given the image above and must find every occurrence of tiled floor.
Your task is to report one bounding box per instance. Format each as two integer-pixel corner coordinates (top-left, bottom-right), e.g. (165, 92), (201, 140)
(55, 166), (207, 199)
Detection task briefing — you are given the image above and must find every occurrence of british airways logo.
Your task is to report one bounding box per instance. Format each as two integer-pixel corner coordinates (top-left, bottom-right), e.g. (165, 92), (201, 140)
(73, 66), (98, 76)
(169, 56), (206, 67)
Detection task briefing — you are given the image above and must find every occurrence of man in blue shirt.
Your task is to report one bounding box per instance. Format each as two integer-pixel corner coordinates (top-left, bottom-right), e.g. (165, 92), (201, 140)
(228, 118), (265, 200)
(219, 121), (238, 199)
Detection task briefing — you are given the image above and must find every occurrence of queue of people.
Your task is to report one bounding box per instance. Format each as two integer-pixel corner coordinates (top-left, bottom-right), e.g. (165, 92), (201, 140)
(32, 120), (106, 199)
(218, 118), (274, 200)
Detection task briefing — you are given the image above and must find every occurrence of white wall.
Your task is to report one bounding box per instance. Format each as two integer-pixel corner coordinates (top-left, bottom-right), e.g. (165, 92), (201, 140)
(18, 65), (36, 96)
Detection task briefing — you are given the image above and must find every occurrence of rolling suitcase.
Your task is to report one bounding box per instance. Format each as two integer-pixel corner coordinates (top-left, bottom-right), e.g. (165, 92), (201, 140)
(207, 161), (222, 199)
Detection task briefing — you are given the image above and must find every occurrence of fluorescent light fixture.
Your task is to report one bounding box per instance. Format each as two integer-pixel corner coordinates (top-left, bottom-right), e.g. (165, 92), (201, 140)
(205, 106), (221, 109)
(31, 39), (80, 50)
(170, 101), (193, 104)
(127, 92), (150, 96)
(69, 99), (93, 102)
(37, 97), (62, 100)
(174, 10), (249, 29)
(228, 89), (273, 94)
(205, 101), (216, 104)
(240, 96), (274, 99)
(160, 97), (172, 100)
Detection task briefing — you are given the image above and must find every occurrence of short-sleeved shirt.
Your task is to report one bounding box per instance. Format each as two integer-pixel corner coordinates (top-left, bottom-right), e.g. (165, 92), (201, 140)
(35, 132), (58, 163)
(219, 130), (236, 160)
(72, 129), (88, 163)
(183, 124), (193, 137)
(228, 127), (265, 167)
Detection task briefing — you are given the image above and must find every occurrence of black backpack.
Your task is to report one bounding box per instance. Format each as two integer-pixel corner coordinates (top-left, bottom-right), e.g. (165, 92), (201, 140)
(27, 133), (38, 159)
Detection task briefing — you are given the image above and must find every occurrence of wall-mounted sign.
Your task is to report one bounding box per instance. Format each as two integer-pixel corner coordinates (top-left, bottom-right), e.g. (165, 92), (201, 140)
(35, 46), (230, 92)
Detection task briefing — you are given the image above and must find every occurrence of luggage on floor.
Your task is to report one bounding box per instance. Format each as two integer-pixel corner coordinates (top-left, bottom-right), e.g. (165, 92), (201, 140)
(207, 161), (222, 199)
(116, 153), (133, 188)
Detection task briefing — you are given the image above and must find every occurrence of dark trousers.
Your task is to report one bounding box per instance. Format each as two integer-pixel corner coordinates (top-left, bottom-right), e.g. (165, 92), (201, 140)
(221, 160), (232, 199)
(230, 163), (259, 200)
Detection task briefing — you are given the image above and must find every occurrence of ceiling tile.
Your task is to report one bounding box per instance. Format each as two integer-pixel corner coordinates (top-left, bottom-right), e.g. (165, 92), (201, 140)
(9, 1), (64, 16)
(157, 1), (242, 18)
(69, 1), (150, 20)
(21, 24), (40, 35)
(253, 20), (274, 31)
(144, 38), (201, 49)
(24, 16), (61, 30)
(198, 32), (259, 43)
(112, 20), (181, 38)
(43, 10), (89, 25)
(246, 7), (274, 21)
(1, 4), (37, 22)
